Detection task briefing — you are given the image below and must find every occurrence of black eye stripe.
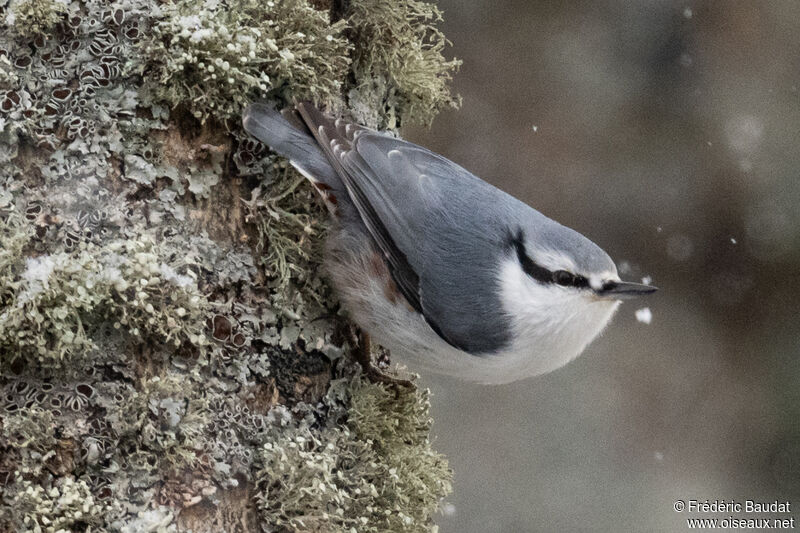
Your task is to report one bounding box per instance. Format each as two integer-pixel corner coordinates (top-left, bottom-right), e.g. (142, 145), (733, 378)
(510, 231), (552, 284)
(553, 270), (573, 285)
(553, 269), (590, 288)
(509, 230), (590, 289)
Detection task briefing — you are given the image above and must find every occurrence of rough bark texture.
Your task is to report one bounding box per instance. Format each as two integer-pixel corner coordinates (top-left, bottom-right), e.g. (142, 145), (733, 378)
(0, 0), (459, 531)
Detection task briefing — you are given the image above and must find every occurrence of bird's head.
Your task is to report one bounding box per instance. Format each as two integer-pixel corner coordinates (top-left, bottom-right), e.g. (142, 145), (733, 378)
(495, 224), (657, 376)
(507, 225), (656, 301)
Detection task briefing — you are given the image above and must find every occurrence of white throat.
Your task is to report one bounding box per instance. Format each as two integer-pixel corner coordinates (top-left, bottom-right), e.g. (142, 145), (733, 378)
(493, 257), (621, 381)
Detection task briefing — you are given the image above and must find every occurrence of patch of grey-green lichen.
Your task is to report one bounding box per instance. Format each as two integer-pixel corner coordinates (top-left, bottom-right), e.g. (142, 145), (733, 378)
(255, 378), (452, 532)
(0, 212), (210, 370)
(1, 406), (57, 452)
(1, 474), (123, 532)
(242, 162), (331, 316)
(113, 507), (178, 533)
(4, 0), (67, 39)
(346, 0), (462, 129)
(140, 0), (351, 125)
(0, 0), (156, 158)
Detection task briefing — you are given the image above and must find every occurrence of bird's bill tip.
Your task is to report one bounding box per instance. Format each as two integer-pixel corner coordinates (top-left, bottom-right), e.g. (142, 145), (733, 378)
(597, 280), (658, 300)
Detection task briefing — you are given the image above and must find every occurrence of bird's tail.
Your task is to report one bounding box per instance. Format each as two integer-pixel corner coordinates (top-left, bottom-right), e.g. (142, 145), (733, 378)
(242, 103), (347, 215)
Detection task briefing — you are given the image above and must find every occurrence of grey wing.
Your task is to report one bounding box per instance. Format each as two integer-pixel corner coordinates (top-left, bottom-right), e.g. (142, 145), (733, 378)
(295, 104), (425, 317)
(296, 103), (514, 354)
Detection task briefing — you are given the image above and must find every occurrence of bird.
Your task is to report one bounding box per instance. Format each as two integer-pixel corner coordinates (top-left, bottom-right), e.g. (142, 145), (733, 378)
(242, 102), (657, 385)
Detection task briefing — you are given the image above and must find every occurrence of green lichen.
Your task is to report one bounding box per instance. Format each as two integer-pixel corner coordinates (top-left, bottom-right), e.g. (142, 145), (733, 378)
(0, 210), (30, 282)
(245, 164), (326, 294)
(347, 0), (462, 128)
(114, 375), (213, 473)
(255, 379), (452, 532)
(1, 474), (121, 532)
(1, 406), (57, 452)
(0, 214), (209, 370)
(6, 0), (67, 39)
(142, 0), (351, 124)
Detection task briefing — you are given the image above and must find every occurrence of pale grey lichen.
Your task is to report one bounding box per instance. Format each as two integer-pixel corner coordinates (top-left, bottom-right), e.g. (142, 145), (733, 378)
(1, 474), (123, 532)
(5, 0), (67, 39)
(1, 406), (57, 452)
(113, 507), (178, 533)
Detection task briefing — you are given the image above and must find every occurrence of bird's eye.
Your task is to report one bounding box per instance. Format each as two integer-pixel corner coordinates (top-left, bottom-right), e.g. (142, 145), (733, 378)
(553, 270), (574, 286)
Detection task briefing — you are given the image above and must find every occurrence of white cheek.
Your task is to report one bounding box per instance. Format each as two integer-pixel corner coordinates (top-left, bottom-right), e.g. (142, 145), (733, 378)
(496, 258), (620, 378)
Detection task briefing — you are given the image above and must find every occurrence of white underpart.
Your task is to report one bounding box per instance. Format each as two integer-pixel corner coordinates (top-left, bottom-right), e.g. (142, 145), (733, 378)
(325, 229), (471, 379)
(326, 228), (620, 384)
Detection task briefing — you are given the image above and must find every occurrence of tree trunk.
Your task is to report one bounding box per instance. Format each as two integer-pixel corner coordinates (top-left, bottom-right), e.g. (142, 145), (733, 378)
(0, 0), (459, 531)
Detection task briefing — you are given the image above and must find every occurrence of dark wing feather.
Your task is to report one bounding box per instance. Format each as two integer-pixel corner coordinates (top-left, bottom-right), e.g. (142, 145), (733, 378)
(294, 103), (425, 316)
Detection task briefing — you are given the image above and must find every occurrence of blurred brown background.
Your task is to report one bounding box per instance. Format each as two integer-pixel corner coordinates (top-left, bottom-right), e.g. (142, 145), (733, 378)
(403, 1), (800, 531)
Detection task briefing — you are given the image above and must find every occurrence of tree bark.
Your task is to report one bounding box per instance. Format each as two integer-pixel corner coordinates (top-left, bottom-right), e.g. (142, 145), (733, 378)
(0, 0), (458, 531)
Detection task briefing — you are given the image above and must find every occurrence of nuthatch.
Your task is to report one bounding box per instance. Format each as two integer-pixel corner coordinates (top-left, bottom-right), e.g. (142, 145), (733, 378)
(243, 103), (656, 384)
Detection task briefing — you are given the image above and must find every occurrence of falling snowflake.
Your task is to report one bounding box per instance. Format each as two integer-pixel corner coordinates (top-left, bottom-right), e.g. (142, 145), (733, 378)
(635, 307), (653, 325)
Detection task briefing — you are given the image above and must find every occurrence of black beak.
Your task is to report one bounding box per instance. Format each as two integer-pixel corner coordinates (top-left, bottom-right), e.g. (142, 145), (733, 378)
(596, 280), (658, 300)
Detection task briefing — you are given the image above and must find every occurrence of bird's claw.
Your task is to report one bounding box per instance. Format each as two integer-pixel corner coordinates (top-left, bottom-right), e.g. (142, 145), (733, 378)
(350, 326), (416, 390)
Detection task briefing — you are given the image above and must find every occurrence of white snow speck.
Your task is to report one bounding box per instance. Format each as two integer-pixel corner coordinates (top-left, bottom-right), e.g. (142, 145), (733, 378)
(442, 503), (456, 517)
(654, 451), (664, 461)
(160, 263), (194, 288)
(17, 256), (57, 305)
(683, 7), (692, 19)
(190, 28), (214, 43)
(641, 276), (652, 286)
(531, 125), (538, 132)
(22, 256), (56, 288)
(725, 114), (764, 155)
(635, 307), (653, 325)
(730, 237), (737, 244)
(177, 15), (202, 30)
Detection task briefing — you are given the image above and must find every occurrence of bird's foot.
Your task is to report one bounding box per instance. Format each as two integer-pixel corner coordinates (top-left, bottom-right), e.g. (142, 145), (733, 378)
(364, 364), (415, 389)
(349, 327), (415, 389)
